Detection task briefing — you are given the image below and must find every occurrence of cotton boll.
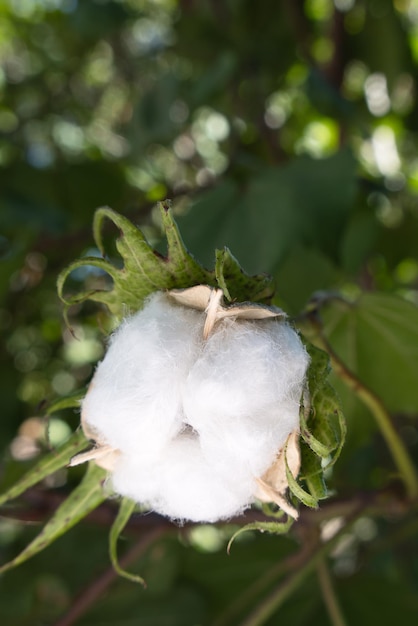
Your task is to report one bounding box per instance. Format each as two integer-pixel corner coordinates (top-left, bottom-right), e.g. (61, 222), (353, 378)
(82, 292), (204, 459)
(79, 288), (309, 523)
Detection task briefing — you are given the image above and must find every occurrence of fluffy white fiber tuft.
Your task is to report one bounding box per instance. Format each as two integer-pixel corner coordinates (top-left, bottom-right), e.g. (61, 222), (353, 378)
(82, 291), (309, 522)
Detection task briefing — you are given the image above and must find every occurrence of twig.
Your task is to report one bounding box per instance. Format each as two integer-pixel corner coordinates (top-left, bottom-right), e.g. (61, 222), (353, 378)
(316, 557), (347, 626)
(283, 0), (313, 62)
(52, 526), (168, 626)
(2, 483), (408, 528)
(323, 7), (346, 90)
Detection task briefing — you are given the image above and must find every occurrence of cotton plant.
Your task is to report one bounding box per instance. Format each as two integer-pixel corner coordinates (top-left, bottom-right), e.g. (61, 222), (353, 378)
(0, 203), (345, 579)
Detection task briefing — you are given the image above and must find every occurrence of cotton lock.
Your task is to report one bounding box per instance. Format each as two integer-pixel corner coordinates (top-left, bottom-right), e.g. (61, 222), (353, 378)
(75, 287), (310, 523)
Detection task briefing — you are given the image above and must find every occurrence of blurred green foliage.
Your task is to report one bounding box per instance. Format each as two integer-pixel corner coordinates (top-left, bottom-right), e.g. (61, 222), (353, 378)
(1, 0), (418, 624)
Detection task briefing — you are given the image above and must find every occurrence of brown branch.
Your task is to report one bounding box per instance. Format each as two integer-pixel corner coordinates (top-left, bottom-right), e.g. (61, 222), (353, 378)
(52, 526), (168, 626)
(323, 8), (346, 90)
(283, 0), (313, 62)
(1, 482), (410, 531)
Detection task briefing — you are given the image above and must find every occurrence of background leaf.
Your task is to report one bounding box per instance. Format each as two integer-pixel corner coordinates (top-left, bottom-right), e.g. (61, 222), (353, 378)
(0, 430), (87, 508)
(321, 293), (418, 414)
(179, 150), (357, 273)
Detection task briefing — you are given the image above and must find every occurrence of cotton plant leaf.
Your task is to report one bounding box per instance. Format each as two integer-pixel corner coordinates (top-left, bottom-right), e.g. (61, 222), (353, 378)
(56, 257), (118, 323)
(214, 247), (275, 304)
(321, 292), (418, 414)
(58, 204), (277, 324)
(0, 463), (106, 574)
(160, 203), (213, 287)
(0, 430), (88, 508)
(109, 497), (145, 585)
(58, 204), (214, 322)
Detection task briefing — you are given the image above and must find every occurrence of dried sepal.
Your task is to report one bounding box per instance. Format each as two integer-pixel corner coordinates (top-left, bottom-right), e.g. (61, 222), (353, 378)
(168, 285), (286, 338)
(255, 430), (301, 519)
(70, 444), (120, 471)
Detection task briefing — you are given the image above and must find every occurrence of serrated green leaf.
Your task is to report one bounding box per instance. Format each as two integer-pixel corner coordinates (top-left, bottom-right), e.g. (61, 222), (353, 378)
(160, 201), (212, 286)
(214, 247), (275, 304)
(0, 430), (88, 507)
(109, 497), (145, 585)
(58, 204), (277, 323)
(57, 256), (119, 304)
(0, 463), (106, 574)
(58, 204), (214, 322)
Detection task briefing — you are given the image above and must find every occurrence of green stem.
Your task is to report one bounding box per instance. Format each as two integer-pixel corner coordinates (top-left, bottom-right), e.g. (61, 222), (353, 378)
(316, 558), (347, 626)
(309, 318), (418, 500)
(238, 519), (357, 626)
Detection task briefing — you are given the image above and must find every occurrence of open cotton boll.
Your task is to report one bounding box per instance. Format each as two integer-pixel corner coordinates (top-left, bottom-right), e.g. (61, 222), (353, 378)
(77, 285), (310, 522)
(82, 292), (204, 459)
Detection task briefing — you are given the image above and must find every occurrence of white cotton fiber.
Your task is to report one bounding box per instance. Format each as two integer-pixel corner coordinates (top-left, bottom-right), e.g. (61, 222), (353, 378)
(183, 318), (309, 478)
(111, 435), (254, 522)
(81, 290), (309, 522)
(82, 293), (203, 460)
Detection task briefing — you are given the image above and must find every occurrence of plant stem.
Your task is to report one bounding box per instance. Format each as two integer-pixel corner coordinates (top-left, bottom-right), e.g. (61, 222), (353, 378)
(309, 316), (418, 500)
(316, 557), (347, 626)
(238, 518), (357, 626)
